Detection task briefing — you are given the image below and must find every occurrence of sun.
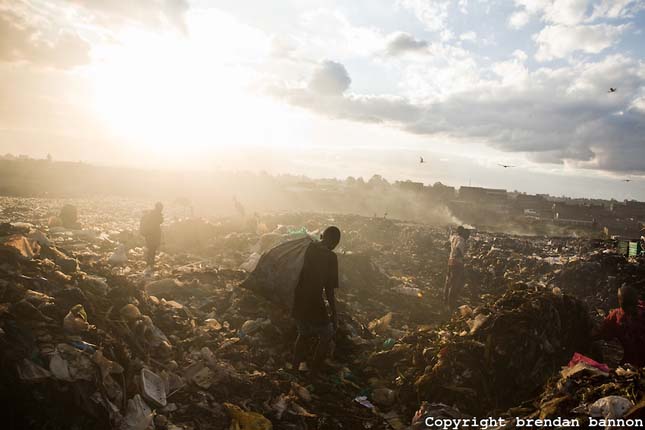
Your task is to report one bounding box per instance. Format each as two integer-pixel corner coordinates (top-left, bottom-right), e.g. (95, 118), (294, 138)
(88, 9), (282, 160)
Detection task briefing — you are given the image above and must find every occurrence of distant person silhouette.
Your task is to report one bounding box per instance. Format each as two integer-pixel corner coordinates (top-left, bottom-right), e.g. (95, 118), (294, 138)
(60, 204), (81, 229)
(140, 202), (164, 268)
(444, 226), (470, 309)
(233, 196), (246, 218)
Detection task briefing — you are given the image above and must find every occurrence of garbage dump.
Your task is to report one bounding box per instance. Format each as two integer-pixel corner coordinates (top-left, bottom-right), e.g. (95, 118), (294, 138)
(1, 196), (644, 429)
(492, 361), (645, 428)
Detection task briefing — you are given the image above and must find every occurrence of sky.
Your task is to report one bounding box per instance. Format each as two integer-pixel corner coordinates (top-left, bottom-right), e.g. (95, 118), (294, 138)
(0, 0), (644, 200)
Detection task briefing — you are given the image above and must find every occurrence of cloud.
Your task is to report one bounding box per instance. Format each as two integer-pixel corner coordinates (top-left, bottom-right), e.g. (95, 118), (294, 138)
(534, 23), (627, 61)
(511, 0), (588, 26)
(68, 0), (190, 34)
(384, 32), (429, 56)
(0, 10), (90, 68)
(0, 0), (191, 68)
(508, 10), (531, 29)
(271, 55), (645, 174)
(296, 9), (386, 60)
(459, 31), (477, 42)
(543, 0), (589, 26)
(511, 0), (644, 27)
(398, 0), (452, 32)
(308, 61), (352, 95)
(590, 0), (645, 20)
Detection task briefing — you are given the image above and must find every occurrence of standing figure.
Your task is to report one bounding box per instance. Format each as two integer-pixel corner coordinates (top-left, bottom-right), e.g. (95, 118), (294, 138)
(594, 286), (645, 367)
(140, 202), (164, 268)
(444, 226), (470, 309)
(292, 226), (341, 373)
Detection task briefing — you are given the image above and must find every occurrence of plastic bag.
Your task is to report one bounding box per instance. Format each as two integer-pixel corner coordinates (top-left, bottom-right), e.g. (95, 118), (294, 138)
(568, 352), (610, 373)
(120, 395), (153, 430)
(241, 236), (313, 310)
(572, 396), (633, 419)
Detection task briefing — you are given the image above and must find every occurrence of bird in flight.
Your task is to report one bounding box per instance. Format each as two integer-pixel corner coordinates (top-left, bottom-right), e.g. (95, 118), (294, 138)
(622, 179), (632, 182)
(608, 88), (617, 93)
(498, 163), (516, 168)
(420, 156), (425, 164)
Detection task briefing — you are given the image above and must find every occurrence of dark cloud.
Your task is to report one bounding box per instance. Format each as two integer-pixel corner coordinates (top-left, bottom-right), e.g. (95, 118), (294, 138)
(0, 11), (90, 68)
(308, 60), (352, 95)
(272, 56), (645, 174)
(384, 32), (429, 56)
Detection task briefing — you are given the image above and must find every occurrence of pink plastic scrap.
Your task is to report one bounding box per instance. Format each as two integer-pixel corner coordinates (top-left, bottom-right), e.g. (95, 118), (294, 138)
(568, 352), (610, 373)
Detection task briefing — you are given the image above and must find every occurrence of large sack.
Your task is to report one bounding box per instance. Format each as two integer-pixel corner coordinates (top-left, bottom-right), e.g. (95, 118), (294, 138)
(241, 236), (313, 309)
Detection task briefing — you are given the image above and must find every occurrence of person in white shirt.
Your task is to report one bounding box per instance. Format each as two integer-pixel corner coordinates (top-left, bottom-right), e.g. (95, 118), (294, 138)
(443, 226), (470, 309)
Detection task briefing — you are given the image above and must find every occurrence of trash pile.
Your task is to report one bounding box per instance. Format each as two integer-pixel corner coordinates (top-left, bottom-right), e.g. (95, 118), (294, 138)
(363, 286), (594, 418)
(549, 251), (645, 311)
(496, 359), (645, 428)
(0, 219), (389, 429)
(1, 196), (644, 430)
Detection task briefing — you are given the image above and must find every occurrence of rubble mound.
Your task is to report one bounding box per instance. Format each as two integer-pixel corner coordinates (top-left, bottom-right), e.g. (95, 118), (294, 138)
(500, 365), (645, 427)
(413, 287), (594, 416)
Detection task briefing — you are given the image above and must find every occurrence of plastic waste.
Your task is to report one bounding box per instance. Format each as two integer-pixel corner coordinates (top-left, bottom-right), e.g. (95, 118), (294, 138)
(291, 382), (312, 402)
(2, 235), (36, 259)
(383, 338), (396, 350)
(82, 275), (109, 295)
(183, 362), (216, 389)
(93, 350), (124, 382)
(382, 411), (407, 430)
(17, 358), (52, 381)
(108, 244), (128, 265)
(411, 402), (469, 430)
(224, 402), (273, 430)
(270, 394), (289, 420)
(241, 236), (313, 309)
(568, 352), (610, 373)
(289, 402), (317, 417)
(120, 395), (153, 430)
(466, 313), (489, 334)
(392, 285), (423, 298)
(240, 252), (261, 272)
(28, 229), (52, 247)
(368, 312), (393, 335)
(49, 352), (72, 381)
(287, 226), (308, 237)
(239, 318), (270, 337)
(372, 387), (397, 407)
(141, 368), (167, 407)
(204, 318), (222, 331)
(63, 304), (91, 334)
(120, 304), (142, 322)
(458, 305), (473, 317)
(145, 278), (183, 298)
(573, 396), (633, 419)
(354, 396), (376, 409)
(70, 340), (97, 353)
(134, 316), (172, 353)
(200, 346), (216, 364)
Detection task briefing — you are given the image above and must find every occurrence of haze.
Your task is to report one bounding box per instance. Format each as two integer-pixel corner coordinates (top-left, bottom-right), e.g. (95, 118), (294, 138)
(1, 0), (645, 200)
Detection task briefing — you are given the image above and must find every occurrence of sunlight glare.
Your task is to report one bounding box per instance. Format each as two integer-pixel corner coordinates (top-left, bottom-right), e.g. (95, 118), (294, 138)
(90, 9), (280, 160)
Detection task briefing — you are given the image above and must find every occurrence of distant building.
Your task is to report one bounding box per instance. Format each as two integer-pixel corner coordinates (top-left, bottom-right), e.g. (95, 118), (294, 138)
(611, 200), (645, 220)
(395, 180), (424, 193)
(458, 186), (508, 204)
(427, 182), (456, 201)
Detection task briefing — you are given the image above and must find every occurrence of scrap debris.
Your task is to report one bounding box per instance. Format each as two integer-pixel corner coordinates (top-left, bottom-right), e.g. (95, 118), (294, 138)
(0, 197), (644, 429)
